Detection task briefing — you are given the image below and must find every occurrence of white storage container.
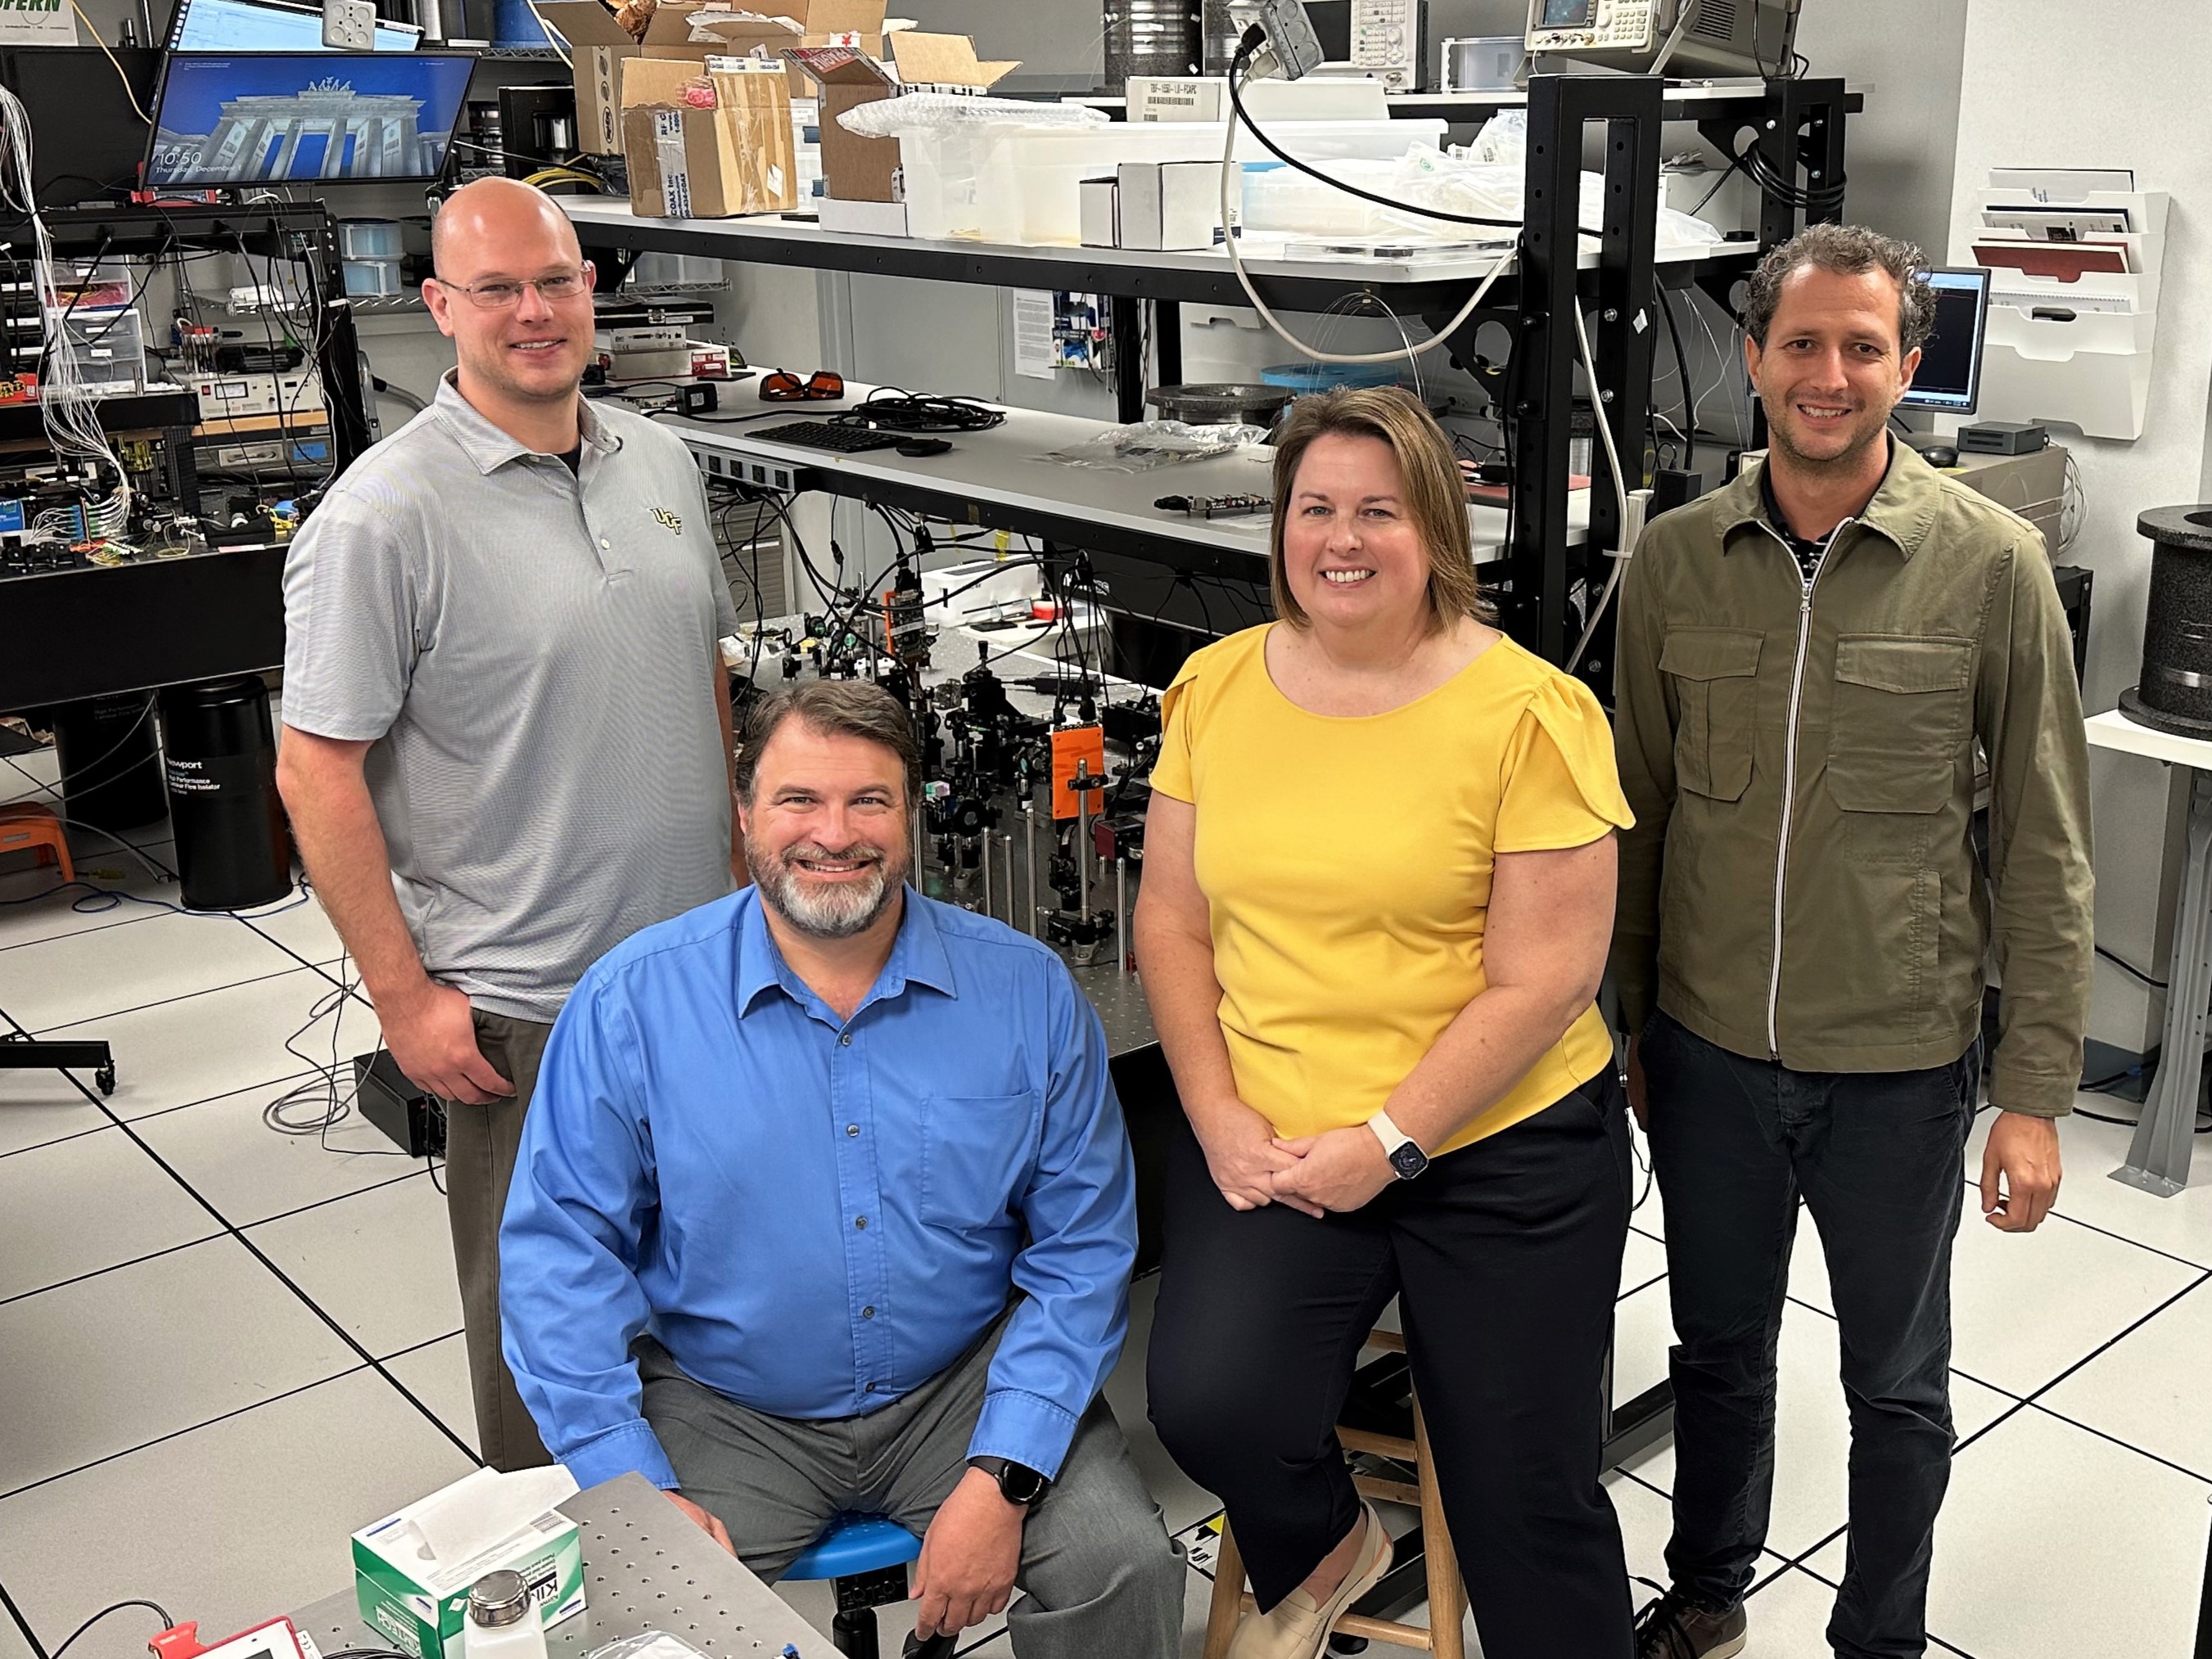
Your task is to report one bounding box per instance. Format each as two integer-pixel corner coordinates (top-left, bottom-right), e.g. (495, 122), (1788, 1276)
(338, 218), (404, 259)
(1980, 305), (2157, 441)
(47, 306), (147, 389)
(343, 256), (405, 296)
(901, 118), (1447, 246)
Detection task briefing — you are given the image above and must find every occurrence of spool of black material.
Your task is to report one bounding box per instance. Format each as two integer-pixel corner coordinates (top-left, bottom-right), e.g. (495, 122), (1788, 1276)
(2120, 506), (2212, 739)
(159, 676), (293, 911)
(52, 693), (170, 832)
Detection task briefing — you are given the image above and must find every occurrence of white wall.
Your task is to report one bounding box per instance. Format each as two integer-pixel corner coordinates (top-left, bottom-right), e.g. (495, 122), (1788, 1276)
(1948, 0), (2212, 1053)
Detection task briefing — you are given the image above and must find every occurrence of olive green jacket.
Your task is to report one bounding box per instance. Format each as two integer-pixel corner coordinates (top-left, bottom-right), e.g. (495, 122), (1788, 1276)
(1610, 442), (2092, 1116)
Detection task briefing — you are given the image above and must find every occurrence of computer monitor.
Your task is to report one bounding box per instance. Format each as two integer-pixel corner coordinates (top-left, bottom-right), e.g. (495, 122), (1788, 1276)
(0, 47), (164, 207)
(1899, 266), (1991, 416)
(146, 52), (476, 186)
(169, 0), (422, 53)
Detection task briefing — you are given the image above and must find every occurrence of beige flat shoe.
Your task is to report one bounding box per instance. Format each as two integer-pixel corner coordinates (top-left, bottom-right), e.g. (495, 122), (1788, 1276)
(1227, 1502), (1393, 1659)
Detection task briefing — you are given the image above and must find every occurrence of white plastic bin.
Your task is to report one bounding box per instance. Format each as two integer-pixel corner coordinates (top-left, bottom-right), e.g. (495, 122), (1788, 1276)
(901, 118), (1447, 246)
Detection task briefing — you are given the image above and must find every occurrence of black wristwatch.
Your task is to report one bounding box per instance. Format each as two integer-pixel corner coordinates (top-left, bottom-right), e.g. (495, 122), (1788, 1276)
(968, 1456), (1050, 1508)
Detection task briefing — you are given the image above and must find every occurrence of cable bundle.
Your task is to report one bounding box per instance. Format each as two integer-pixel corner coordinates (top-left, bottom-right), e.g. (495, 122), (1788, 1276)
(0, 83), (133, 535)
(828, 387), (1007, 435)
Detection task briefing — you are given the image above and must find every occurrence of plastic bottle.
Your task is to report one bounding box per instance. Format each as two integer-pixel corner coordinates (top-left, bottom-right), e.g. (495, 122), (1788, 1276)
(463, 1571), (548, 1659)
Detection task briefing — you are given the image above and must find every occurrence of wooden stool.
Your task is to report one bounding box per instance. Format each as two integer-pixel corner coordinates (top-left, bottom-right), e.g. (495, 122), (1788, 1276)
(1203, 1329), (1467, 1658)
(0, 802), (73, 884)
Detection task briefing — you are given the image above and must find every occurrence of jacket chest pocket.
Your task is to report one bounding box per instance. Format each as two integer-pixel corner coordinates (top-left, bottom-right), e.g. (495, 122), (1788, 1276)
(1661, 629), (1763, 802)
(1827, 636), (1974, 814)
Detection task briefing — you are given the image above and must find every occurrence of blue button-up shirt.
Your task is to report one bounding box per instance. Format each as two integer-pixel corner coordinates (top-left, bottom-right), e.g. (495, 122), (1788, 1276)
(500, 886), (1136, 1493)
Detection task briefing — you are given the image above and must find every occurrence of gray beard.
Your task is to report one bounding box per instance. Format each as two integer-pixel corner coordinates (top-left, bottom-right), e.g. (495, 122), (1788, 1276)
(749, 839), (904, 940)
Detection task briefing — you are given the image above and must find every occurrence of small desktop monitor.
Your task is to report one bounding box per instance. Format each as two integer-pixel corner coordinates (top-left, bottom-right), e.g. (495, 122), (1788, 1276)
(0, 47), (164, 205)
(146, 51), (475, 186)
(168, 0), (422, 52)
(1899, 266), (1991, 417)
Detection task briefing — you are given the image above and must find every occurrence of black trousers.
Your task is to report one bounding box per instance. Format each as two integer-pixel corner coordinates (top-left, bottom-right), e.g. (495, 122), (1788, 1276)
(1641, 1011), (1977, 1659)
(1148, 1073), (1636, 1659)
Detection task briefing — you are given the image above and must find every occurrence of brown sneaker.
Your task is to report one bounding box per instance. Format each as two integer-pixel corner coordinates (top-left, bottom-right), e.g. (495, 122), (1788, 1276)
(1633, 1586), (1747, 1659)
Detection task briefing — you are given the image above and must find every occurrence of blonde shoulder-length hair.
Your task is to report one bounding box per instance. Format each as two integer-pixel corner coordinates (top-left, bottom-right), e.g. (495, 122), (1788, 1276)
(1266, 385), (1494, 633)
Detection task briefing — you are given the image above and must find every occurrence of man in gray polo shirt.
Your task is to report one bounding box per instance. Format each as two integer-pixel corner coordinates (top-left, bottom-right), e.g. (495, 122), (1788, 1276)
(277, 178), (741, 1470)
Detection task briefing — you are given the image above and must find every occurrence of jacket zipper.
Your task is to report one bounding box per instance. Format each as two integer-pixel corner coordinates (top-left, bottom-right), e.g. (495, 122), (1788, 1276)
(1763, 516), (1854, 1060)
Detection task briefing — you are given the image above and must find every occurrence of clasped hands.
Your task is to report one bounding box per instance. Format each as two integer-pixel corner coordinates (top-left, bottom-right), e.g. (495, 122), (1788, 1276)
(1196, 1096), (1396, 1216)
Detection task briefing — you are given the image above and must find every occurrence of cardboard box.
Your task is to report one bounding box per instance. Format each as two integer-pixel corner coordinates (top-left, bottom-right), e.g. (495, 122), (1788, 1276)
(788, 44), (899, 202)
(353, 1468), (585, 1659)
(1116, 160), (1227, 250)
(643, 0), (890, 97)
(792, 33), (1016, 206)
(622, 56), (799, 219)
(535, 0), (641, 156)
(883, 29), (1018, 94)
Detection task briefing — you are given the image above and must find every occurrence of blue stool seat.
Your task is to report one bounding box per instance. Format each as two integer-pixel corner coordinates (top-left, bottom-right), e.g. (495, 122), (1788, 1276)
(786, 1516), (923, 1581)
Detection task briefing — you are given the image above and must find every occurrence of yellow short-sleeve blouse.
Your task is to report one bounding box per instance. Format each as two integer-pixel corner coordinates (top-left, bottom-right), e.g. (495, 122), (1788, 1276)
(1149, 623), (1633, 1155)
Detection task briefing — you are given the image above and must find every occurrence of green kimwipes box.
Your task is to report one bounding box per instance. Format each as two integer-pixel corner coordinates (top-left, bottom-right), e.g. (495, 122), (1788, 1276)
(352, 1467), (587, 1659)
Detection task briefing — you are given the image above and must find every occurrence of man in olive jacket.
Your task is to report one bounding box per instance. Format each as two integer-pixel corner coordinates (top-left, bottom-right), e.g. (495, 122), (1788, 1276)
(1612, 224), (2092, 1659)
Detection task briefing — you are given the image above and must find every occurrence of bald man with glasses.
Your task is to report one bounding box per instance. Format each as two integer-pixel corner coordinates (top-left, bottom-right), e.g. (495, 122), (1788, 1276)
(278, 178), (745, 1469)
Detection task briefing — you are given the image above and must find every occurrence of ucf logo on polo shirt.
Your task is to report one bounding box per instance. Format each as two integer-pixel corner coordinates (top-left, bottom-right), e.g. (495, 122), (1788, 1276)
(653, 507), (683, 532)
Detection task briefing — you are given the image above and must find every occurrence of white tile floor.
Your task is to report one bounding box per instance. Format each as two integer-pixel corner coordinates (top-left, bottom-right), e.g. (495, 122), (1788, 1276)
(2, 742), (2208, 1659)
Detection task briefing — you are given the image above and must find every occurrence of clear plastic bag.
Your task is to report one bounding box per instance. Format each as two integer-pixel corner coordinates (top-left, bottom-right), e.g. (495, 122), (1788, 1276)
(1040, 420), (1274, 471)
(587, 1634), (721, 1659)
(836, 92), (1108, 139)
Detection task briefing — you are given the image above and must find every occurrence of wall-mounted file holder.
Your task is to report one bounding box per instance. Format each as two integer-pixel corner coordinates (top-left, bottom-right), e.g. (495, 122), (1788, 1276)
(1959, 180), (2167, 441)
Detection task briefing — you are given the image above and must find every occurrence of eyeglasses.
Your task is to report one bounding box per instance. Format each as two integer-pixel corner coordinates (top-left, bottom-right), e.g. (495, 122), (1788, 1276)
(435, 264), (595, 309)
(761, 369), (845, 402)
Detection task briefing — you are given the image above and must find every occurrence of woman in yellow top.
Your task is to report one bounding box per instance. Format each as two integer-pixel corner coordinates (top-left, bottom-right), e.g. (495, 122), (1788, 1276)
(1136, 387), (1637, 1659)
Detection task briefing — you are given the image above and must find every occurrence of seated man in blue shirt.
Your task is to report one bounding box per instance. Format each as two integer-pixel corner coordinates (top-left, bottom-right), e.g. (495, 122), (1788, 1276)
(500, 679), (1184, 1657)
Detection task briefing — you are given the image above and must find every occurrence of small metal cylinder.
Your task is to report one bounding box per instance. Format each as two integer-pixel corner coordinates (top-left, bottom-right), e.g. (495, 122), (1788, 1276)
(1022, 803), (1039, 936)
(1000, 832), (1016, 931)
(1116, 856), (1129, 976)
(981, 830), (993, 920)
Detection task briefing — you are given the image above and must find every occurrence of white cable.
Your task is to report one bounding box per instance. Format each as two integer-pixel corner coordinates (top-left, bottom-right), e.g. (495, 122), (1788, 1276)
(0, 83), (133, 530)
(525, 0), (573, 68)
(1567, 302), (1635, 674)
(1218, 105), (1513, 366)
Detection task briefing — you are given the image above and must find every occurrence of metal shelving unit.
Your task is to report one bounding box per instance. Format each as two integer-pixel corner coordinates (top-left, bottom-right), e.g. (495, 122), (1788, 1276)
(564, 73), (1856, 678)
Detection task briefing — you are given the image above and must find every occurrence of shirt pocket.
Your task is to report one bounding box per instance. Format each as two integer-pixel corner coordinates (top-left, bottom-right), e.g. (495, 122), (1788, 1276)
(919, 1091), (1042, 1231)
(1660, 628), (1763, 802)
(1827, 636), (1975, 814)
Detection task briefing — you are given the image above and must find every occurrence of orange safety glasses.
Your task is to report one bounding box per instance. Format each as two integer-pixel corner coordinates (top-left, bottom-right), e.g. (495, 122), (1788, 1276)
(761, 369), (846, 401)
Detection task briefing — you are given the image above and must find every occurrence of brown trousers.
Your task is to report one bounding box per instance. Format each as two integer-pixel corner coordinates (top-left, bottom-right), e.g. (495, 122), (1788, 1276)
(441, 1007), (557, 1472)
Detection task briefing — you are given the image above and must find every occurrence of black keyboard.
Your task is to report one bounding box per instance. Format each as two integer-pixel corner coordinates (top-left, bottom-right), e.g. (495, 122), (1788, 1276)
(753, 421), (906, 453)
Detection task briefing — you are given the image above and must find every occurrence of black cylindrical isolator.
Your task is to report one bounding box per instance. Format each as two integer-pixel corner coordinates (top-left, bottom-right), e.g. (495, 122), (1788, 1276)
(159, 675), (293, 911)
(2122, 507), (2212, 738)
(51, 692), (170, 831)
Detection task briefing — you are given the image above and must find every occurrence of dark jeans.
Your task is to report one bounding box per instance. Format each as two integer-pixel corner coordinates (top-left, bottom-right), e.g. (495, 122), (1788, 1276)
(1641, 1010), (1978, 1659)
(1148, 1073), (1636, 1659)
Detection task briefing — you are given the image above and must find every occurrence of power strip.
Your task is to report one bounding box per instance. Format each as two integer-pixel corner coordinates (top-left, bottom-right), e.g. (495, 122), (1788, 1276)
(688, 441), (815, 496)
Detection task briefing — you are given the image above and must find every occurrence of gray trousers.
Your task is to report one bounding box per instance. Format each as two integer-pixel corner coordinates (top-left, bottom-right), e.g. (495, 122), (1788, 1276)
(441, 1008), (555, 1473)
(639, 1322), (1186, 1659)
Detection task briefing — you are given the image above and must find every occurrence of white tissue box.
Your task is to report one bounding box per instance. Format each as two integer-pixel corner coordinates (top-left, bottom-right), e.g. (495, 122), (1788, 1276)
(352, 1467), (586, 1659)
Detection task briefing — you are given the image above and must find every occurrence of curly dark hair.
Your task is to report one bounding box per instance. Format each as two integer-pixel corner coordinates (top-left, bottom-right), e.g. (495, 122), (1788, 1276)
(1741, 223), (1938, 354)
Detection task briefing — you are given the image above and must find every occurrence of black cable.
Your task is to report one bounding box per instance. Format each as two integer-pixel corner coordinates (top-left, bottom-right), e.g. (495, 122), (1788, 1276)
(49, 1602), (174, 1659)
(2097, 943), (2168, 992)
(826, 386), (1006, 435)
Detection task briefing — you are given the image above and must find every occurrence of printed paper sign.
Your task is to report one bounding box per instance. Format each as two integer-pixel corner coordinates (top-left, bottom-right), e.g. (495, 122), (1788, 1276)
(0, 0), (79, 45)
